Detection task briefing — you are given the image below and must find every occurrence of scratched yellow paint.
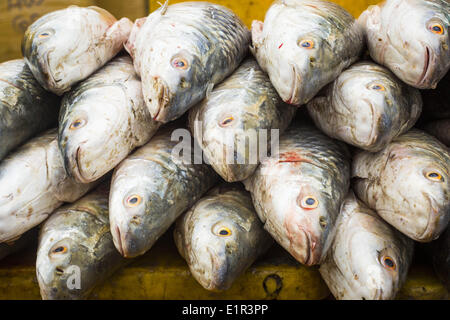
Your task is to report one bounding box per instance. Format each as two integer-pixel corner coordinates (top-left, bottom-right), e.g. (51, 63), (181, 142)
(148, 0), (381, 27)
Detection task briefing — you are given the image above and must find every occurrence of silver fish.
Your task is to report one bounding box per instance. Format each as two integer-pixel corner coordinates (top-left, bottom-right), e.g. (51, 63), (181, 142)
(0, 59), (59, 161)
(36, 183), (128, 300)
(0, 129), (98, 243)
(358, 0), (450, 89)
(422, 118), (450, 147)
(251, 0), (364, 105)
(352, 129), (450, 242)
(22, 5), (133, 95)
(58, 55), (160, 184)
(0, 228), (37, 261)
(189, 58), (296, 182)
(174, 183), (273, 291)
(109, 126), (219, 258)
(307, 61), (422, 152)
(319, 191), (414, 300)
(243, 123), (351, 265)
(124, 1), (250, 123)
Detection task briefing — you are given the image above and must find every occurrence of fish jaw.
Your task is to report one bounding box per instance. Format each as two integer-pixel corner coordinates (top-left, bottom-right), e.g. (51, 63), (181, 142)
(143, 76), (173, 123)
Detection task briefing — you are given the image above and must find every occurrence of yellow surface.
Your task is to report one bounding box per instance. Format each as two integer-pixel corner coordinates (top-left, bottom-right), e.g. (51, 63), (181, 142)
(148, 0), (381, 27)
(397, 265), (449, 300)
(95, 0), (148, 21)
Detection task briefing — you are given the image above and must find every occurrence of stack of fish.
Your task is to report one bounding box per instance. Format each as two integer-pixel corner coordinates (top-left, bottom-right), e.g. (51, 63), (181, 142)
(0, 0), (449, 300)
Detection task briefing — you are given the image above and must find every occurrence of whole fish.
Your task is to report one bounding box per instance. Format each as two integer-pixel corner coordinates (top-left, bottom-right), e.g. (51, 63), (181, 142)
(243, 123), (351, 265)
(189, 58), (296, 182)
(422, 119), (450, 147)
(319, 191), (414, 300)
(251, 0), (364, 105)
(125, 1), (250, 123)
(307, 61), (422, 152)
(0, 129), (98, 243)
(58, 55), (160, 184)
(352, 129), (450, 242)
(22, 6), (133, 95)
(0, 59), (59, 161)
(36, 183), (128, 300)
(421, 72), (450, 121)
(0, 228), (38, 261)
(174, 184), (273, 291)
(109, 126), (219, 258)
(431, 226), (449, 291)
(358, 0), (450, 89)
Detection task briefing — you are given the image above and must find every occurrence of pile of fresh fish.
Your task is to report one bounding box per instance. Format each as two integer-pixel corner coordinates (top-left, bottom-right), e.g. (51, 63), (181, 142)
(0, 0), (449, 300)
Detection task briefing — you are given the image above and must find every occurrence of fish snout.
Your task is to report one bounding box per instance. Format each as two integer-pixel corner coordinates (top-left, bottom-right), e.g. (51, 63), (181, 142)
(63, 141), (90, 184)
(205, 246), (230, 291)
(147, 76), (171, 122)
(292, 227), (322, 266)
(110, 218), (146, 258)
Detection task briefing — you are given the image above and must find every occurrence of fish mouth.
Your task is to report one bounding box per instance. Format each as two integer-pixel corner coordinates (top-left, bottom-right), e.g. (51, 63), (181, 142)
(205, 246), (229, 291)
(112, 225), (125, 257)
(149, 76), (171, 123)
(286, 64), (301, 105)
(295, 228), (317, 266)
(371, 287), (384, 300)
(417, 45), (434, 88)
(65, 143), (90, 184)
(417, 192), (443, 242)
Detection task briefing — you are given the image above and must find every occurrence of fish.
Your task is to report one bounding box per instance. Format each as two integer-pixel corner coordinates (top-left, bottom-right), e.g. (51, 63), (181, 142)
(307, 61), (422, 152)
(422, 119), (450, 147)
(251, 0), (364, 106)
(243, 123), (351, 265)
(188, 58), (297, 182)
(358, 0), (450, 89)
(0, 228), (38, 261)
(319, 191), (414, 300)
(22, 5), (133, 95)
(58, 55), (160, 184)
(124, 1), (250, 123)
(109, 125), (219, 258)
(352, 129), (450, 242)
(174, 183), (273, 291)
(430, 226), (449, 291)
(0, 129), (99, 243)
(420, 72), (450, 121)
(36, 183), (128, 300)
(0, 59), (60, 161)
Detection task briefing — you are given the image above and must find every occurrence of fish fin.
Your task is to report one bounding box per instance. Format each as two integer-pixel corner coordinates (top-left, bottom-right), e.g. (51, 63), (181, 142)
(124, 18), (147, 60)
(158, 0), (169, 15)
(206, 82), (214, 99)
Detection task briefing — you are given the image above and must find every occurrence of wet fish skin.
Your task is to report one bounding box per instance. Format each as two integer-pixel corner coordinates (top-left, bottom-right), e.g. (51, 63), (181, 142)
(0, 228), (38, 261)
(22, 6), (132, 95)
(109, 126), (219, 258)
(189, 58), (296, 182)
(125, 1), (251, 123)
(36, 183), (128, 300)
(0, 59), (60, 161)
(352, 129), (450, 242)
(431, 226), (449, 291)
(0, 129), (99, 243)
(174, 183), (273, 291)
(307, 61), (422, 152)
(358, 0), (450, 89)
(243, 123), (351, 265)
(422, 118), (450, 147)
(251, 0), (364, 105)
(58, 55), (160, 184)
(320, 191), (414, 300)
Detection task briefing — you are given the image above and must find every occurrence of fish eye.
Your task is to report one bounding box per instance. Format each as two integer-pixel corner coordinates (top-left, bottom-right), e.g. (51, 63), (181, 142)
(430, 23), (444, 35)
(381, 256), (396, 271)
(215, 227), (232, 237)
(299, 39), (315, 49)
(171, 58), (189, 70)
(300, 196), (319, 209)
(370, 84), (385, 91)
(52, 246), (67, 254)
(125, 195), (142, 207)
(425, 171), (444, 182)
(69, 119), (86, 130)
(38, 31), (51, 39)
(219, 116), (234, 127)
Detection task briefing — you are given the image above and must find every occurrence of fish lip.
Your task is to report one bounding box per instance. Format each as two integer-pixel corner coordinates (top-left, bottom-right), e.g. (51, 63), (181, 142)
(150, 76), (171, 122)
(43, 48), (58, 89)
(67, 144), (90, 184)
(298, 228), (315, 266)
(417, 45), (433, 87)
(206, 246), (229, 291)
(287, 64), (301, 105)
(113, 225), (125, 257)
(372, 287), (384, 300)
(417, 192), (441, 241)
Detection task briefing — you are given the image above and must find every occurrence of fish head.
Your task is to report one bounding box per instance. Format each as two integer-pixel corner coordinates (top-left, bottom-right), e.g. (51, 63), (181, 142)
(381, 144), (450, 241)
(58, 88), (129, 183)
(184, 201), (252, 291)
(36, 225), (92, 300)
(141, 38), (207, 122)
(109, 163), (165, 258)
(369, 0), (450, 88)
